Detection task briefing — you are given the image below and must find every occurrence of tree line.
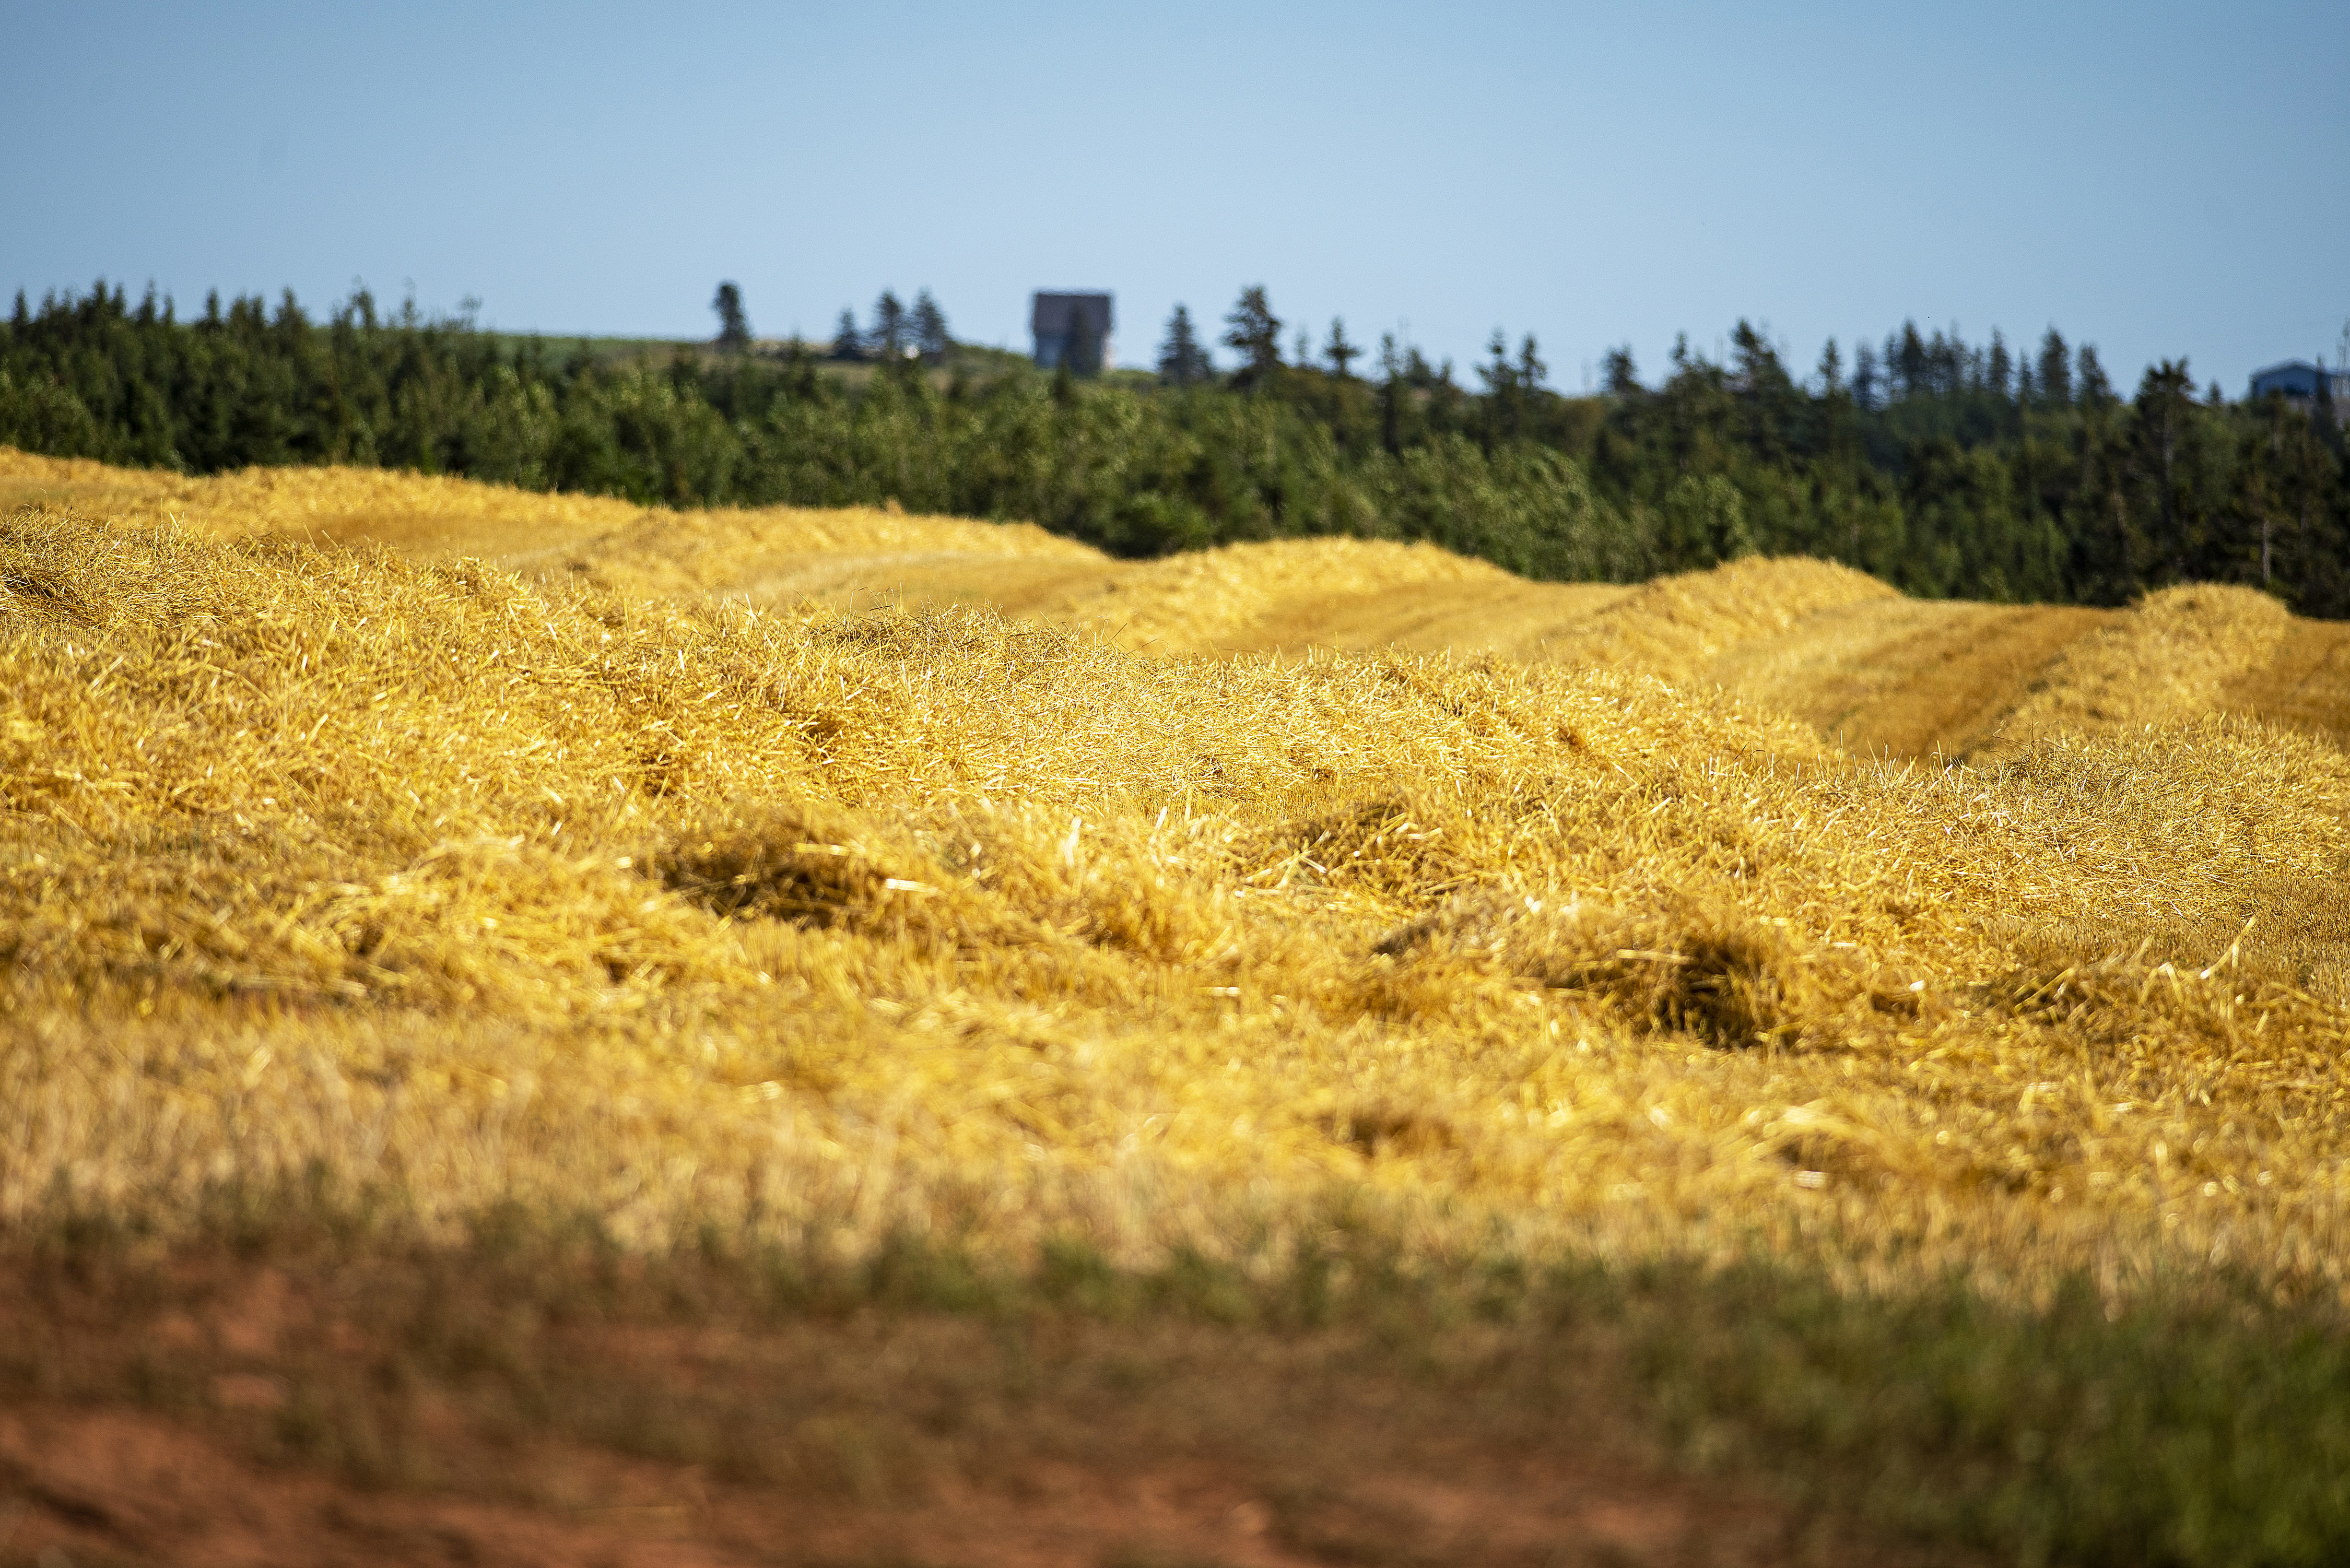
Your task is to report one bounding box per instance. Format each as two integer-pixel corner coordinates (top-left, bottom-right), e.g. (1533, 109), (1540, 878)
(3, 279), (2344, 615)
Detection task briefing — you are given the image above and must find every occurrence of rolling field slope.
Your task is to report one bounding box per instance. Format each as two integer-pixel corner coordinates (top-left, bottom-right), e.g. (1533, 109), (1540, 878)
(6, 451), (2350, 1564)
(8, 449), (2344, 763)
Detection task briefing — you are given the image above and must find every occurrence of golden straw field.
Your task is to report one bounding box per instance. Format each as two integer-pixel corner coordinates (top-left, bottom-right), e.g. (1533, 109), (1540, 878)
(15, 449), (2350, 1563)
(6, 446), (2349, 1296)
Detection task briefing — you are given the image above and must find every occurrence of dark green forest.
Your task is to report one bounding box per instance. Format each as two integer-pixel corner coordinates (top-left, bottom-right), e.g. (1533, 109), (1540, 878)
(5, 280), (2345, 615)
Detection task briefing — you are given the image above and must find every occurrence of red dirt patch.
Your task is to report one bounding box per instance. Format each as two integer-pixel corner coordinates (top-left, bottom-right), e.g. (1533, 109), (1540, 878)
(0, 1246), (1975, 1568)
(0, 1400), (1860, 1568)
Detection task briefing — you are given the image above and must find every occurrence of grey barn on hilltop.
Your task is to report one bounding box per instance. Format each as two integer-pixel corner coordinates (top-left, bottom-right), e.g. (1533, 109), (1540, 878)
(1031, 291), (1114, 373)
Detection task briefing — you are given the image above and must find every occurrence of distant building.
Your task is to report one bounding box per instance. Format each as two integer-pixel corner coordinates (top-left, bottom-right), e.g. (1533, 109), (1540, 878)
(2249, 358), (2350, 418)
(1031, 292), (1114, 373)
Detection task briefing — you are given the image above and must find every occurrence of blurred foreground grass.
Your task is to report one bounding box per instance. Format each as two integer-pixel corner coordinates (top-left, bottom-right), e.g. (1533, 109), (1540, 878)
(10, 1197), (2348, 1566)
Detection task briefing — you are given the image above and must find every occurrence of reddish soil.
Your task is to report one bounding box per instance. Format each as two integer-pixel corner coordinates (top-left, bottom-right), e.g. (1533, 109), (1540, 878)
(0, 1401), (1831, 1568)
(0, 1249), (1968, 1568)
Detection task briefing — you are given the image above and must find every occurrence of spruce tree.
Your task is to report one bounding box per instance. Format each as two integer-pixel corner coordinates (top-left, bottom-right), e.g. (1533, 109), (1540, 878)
(830, 308), (862, 361)
(1893, 322), (1927, 401)
(1813, 340), (1854, 462)
(2077, 345), (2113, 409)
(1378, 331), (1406, 451)
(1479, 329), (1513, 391)
(1157, 304), (1211, 386)
(711, 281), (751, 351)
(2238, 399), (2290, 584)
(1324, 317), (1359, 378)
(1986, 330), (2012, 400)
(1478, 329), (1518, 444)
(870, 291), (909, 359)
(1221, 286), (1282, 389)
(1602, 347), (1641, 397)
(2132, 358), (2198, 572)
(1852, 341), (1880, 411)
(2037, 328), (2072, 407)
(911, 290), (950, 360)
(1924, 327), (1951, 395)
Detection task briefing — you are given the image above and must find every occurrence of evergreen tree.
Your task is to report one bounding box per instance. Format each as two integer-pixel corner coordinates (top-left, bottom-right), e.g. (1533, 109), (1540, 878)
(1377, 332), (1406, 452)
(910, 290), (950, 360)
(870, 290), (909, 359)
(830, 308), (862, 361)
(1221, 286), (1283, 390)
(1477, 330), (1523, 445)
(1892, 322), (1928, 402)
(1924, 327), (1956, 396)
(2036, 328), (2072, 407)
(1324, 317), (1359, 379)
(1157, 304), (1212, 386)
(2133, 358), (2198, 571)
(2077, 345), (2113, 410)
(2263, 387), (2343, 605)
(1986, 330), (2012, 400)
(1602, 347), (1641, 398)
(2236, 396), (2299, 586)
(1479, 329), (1513, 393)
(1852, 341), (1880, 410)
(1812, 340), (1855, 463)
(711, 281), (751, 351)
(1516, 333), (1546, 393)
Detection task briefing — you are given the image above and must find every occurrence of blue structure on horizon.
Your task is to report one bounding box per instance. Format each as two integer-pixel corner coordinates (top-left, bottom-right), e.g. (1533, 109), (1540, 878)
(1031, 291), (1114, 373)
(2249, 359), (2350, 414)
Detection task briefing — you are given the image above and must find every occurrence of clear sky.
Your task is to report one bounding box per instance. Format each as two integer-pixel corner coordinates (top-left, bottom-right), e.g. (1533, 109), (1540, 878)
(6, 1), (2345, 395)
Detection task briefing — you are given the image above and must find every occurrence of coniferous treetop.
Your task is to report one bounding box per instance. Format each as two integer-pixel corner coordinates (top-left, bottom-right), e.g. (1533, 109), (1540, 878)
(1222, 286), (1282, 387)
(1157, 304), (1212, 386)
(712, 281), (751, 351)
(830, 308), (863, 361)
(911, 290), (950, 361)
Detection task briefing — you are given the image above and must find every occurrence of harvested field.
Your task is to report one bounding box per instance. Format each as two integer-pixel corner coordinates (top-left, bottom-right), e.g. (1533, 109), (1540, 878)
(2220, 615), (2350, 744)
(1703, 598), (2113, 759)
(6, 451), (2350, 1564)
(1217, 574), (1634, 659)
(8, 450), (2345, 757)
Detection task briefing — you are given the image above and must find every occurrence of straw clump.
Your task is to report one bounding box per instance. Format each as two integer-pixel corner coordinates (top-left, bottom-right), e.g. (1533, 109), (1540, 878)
(4, 484), (2349, 1308)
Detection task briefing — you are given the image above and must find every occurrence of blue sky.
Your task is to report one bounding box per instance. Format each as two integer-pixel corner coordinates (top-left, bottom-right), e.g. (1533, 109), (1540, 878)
(5, 1), (2345, 394)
